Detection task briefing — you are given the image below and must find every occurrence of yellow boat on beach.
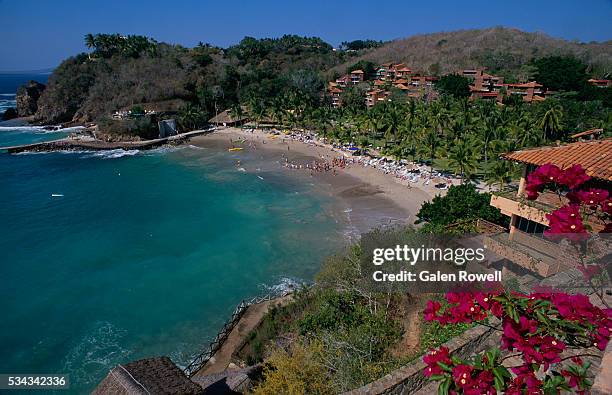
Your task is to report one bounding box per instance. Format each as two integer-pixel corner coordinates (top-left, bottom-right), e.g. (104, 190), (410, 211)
(228, 147), (243, 152)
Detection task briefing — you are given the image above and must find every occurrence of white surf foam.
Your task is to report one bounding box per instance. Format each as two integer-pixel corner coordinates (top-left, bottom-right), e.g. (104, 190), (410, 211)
(85, 149), (140, 159)
(0, 125), (84, 134)
(61, 321), (131, 388)
(261, 277), (306, 295)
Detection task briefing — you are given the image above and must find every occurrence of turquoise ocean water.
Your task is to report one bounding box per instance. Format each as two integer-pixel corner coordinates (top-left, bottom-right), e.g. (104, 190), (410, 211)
(0, 130), (346, 392)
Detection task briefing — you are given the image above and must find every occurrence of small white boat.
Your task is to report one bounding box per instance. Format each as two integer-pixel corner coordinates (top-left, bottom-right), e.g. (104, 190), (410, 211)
(51, 193), (64, 197)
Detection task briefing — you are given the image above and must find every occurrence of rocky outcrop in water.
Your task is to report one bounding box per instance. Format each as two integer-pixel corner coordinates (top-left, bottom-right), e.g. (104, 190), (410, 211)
(1, 107), (18, 121)
(16, 80), (46, 117)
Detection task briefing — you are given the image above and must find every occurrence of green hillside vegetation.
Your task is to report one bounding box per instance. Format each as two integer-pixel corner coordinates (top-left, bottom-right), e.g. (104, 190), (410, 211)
(246, 223), (495, 393)
(33, 34), (353, 126)
(332, 27), (612, 79)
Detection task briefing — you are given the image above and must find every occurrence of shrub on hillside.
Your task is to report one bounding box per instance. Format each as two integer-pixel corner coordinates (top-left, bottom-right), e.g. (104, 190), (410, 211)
(416, 184), (508, 230)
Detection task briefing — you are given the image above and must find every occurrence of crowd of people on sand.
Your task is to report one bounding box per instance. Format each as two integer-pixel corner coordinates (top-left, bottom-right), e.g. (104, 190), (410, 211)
(280, 153), (349, 176)
(262, 129), (458, 189)
(227, 127), (463, 190)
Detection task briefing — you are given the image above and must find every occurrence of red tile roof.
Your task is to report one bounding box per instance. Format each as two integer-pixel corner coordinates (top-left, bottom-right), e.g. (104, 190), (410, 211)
(502, 139), (612, 181)
(516, 81), (543, 88)
(570, 128), (604, 139)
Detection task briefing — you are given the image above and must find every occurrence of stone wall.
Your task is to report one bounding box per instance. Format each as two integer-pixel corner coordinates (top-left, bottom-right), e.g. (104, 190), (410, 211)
(342, 325), (497, 395)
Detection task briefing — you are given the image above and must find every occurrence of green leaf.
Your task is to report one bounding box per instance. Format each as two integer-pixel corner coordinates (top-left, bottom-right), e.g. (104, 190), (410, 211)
(438, 377), (452, 395)
(438, 362), (453, 373)
(493, 366), (511, 379)
(494, 376), (504, 393)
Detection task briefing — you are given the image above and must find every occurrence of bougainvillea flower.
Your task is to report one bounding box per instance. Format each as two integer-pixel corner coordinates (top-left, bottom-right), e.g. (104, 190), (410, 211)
(423, 346), (451, 377)
(568, 188), (609, 208)
(451, 364), (474, 388)
(556, 164), (591, 189)
(524, 164), (562, 200)
(423, 300), (441, 321)
(577, 264), (603, 280)
(545, 204), (588, 241)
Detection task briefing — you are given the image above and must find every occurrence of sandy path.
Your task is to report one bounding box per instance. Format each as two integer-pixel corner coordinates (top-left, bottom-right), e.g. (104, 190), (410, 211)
(195, 295), (293, 376)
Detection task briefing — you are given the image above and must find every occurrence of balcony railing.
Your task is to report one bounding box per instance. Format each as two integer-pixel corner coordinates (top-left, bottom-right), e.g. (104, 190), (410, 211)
(485, 229), (573, 277)
(492, 187), (562, 214)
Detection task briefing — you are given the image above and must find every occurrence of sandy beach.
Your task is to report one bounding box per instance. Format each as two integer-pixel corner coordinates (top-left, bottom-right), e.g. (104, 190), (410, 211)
(191, 127), (443, 232)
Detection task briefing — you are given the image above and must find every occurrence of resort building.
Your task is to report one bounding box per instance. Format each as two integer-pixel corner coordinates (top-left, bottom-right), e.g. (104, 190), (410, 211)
(463, 68), (550, 103)
(505, 81), (548, 103)
(335, 75), (351, 88)
(394, 65), (412, 78)
(588, 78), (612, 88)
(350, 69), (365, 84)
(329, 86), (344, 107)
(468, 70), (505, 102)
(208, 108), (249, 127)
(366, 89), (391, 107)
(485, 138), (612, 277)
(570, 128), (604, 141)
(375, 63), (394, 80)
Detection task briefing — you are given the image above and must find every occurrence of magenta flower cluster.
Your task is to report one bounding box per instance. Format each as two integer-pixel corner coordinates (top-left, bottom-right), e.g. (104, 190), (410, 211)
(422, 291), (612, 394)
(524, 163), (611, 235)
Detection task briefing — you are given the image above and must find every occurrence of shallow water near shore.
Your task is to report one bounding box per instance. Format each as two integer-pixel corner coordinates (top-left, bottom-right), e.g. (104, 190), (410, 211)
(0, 128), (355, 393)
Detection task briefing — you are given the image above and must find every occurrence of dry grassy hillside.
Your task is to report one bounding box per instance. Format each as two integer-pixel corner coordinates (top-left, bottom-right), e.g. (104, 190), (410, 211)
(333, 27), (612, 78)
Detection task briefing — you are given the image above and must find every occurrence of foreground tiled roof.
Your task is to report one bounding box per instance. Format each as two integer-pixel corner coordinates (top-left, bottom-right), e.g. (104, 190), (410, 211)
(502, 139), (612, 181)
(93, 357), (202, 395)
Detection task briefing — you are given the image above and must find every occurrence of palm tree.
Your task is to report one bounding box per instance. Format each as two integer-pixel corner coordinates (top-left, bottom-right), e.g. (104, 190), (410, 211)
(538, 106), (563, 140)
(84, 33), (96, 50)
(231, 104), (244, 126)
(421, 127), (441, 167)
(448, 138), (481, 183)
(269, 99), (284, 128)
(178, 104), (202, 131)
(508, 118), (539, 148)
(479, 111), (501, 166)
(485, 160), (513, 191)
(383, 103), (402, 143)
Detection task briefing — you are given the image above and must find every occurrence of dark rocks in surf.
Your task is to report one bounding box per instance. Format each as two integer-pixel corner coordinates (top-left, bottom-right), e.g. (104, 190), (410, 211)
(16, 80), (46, 117)
(1, 107), (18, 120)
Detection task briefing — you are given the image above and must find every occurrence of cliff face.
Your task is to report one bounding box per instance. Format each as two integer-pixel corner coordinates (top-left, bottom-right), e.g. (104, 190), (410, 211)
(16, 80), (46, 117)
